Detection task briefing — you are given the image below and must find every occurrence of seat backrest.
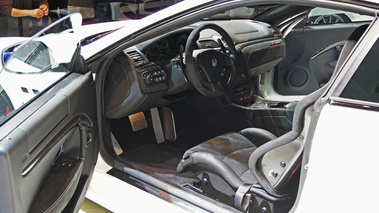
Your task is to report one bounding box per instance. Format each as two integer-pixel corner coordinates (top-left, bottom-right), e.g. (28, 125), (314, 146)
(248, 24), (369, 197)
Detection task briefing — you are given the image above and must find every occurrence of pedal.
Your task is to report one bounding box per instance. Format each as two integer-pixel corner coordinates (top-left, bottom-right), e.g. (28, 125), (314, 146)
(160, 107), (177, 141)
(111, 133), (123, 155)
(128, 112), (148, 132)
(150, 107), (165, 143)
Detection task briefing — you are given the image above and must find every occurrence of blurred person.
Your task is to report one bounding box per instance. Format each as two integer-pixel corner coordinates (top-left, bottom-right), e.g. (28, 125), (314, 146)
(0, 0), (48, 36)
(0, 0), (48, 18)
(93, 0), (111, 23)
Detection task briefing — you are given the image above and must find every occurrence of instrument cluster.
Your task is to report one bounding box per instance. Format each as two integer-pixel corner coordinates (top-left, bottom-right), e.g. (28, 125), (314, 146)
(143, 33), (190, 63)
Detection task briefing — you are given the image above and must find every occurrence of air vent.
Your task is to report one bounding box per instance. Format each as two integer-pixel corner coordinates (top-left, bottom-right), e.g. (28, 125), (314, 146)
(126, 50), (146, 66)
(199, 40), (219, 48)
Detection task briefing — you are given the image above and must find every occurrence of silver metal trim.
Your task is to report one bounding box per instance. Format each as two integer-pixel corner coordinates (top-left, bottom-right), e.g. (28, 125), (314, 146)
(329, 97), (379, 112)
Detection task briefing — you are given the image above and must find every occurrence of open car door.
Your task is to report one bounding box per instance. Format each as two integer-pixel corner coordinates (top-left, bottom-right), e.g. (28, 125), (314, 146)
(0, 14), (99, 212)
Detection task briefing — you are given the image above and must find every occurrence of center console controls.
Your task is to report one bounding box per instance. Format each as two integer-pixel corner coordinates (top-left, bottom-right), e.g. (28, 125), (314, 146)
(226, 73), (254, 105)
(137, 62), (168, 93)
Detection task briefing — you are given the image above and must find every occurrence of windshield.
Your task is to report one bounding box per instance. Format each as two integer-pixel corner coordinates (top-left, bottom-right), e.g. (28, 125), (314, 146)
(206, 5), (277, 20)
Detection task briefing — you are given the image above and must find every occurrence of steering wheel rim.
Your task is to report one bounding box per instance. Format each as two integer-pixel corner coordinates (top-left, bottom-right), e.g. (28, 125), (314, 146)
(314, 14), (345, 24)
(185, 23), (237, 97)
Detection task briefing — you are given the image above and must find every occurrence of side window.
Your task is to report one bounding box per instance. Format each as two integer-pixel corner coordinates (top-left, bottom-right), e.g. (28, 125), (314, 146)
(340, 38), (379, 103)
(0, 1), (183, 37)
(306, 8), (374, 25)
(0, 15), (80, 124)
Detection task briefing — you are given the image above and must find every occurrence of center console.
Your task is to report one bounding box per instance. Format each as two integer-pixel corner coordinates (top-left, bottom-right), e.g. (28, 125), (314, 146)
(226, 73), (254, 106)
(226, 100), (297, 136)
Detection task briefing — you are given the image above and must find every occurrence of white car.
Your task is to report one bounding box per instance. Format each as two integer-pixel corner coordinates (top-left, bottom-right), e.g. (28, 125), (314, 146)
(0, 0), (378, 212)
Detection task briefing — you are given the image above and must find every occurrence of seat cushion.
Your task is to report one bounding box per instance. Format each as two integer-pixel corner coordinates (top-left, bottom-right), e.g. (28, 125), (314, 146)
(177, 128), (278, 192)
(178, 132), (257, 189)
(191, 132), (256, 175)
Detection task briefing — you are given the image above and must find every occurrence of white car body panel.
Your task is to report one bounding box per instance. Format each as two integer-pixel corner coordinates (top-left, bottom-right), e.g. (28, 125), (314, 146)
(259, 70), (303, 102)
(295, 103), (379, 212)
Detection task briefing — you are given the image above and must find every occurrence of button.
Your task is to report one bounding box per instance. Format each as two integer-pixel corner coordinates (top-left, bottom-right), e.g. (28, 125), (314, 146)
(239, 97), (244, 101)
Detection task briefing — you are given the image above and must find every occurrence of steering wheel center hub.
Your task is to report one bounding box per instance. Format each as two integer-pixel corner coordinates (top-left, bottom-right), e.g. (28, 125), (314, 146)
(198, 50), (226, 83)
(185, 23), (237, 97)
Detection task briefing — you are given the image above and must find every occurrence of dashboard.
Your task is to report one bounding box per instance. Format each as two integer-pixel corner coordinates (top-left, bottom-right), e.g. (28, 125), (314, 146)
(103, 20), (286, 119)
(143, 33), (190, 63)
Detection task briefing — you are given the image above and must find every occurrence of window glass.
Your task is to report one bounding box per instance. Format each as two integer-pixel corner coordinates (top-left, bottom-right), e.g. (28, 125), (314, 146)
(0, 0), (182, 37)
(0, 85), (14, 122)
(306, 7), (374, 25)
(207, 5), (276, 20)
(0, 15), (80, 125)
(340, 38), (379, 103)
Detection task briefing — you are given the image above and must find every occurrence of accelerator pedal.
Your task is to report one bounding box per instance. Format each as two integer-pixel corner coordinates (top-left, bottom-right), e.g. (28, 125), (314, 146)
(160, 107), (177, 141)
(150, 107), (165, 143)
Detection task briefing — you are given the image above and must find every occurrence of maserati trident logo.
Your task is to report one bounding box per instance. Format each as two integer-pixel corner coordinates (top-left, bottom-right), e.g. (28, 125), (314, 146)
(212, 58), (218, 67)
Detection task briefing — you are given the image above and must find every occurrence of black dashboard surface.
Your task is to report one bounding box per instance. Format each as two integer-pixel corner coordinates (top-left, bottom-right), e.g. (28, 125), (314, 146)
(104, 20), (285, 118)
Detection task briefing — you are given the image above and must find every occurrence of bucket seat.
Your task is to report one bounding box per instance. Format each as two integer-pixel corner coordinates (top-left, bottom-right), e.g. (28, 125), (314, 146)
(177, 24), (368, 211)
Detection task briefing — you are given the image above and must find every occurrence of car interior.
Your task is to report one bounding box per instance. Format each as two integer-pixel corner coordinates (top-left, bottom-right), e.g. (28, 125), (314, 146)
(95, 3), (374, 212)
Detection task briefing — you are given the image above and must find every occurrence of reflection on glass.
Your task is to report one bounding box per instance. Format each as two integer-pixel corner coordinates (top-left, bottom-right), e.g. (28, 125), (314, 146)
(5, 41), (51, 74)
(0, 13), (82, 125)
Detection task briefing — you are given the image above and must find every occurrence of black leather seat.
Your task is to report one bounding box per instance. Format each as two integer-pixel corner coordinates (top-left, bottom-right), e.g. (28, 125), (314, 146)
(177, 129), (276, 194)
(177, 25), (368, 211)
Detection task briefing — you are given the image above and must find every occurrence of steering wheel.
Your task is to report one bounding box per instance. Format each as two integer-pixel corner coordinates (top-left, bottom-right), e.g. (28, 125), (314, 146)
(185, 23), (237, 97)
(314, 14), (345, 24)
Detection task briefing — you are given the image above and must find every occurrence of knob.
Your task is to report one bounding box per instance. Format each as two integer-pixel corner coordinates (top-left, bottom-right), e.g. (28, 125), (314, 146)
(144, 74), (153, 85)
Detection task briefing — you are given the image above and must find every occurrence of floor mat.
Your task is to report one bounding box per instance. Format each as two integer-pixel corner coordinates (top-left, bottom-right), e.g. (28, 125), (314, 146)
(111, 102), (228, 185)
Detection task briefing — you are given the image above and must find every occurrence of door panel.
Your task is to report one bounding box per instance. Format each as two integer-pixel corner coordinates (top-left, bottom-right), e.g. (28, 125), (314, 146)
(0, 72), (98, 212)
(275, 23), (365, 95)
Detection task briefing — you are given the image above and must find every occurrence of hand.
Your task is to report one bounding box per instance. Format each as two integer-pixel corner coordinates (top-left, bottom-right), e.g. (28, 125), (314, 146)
(30, 8), (44, 19)
(39, 4), (49, 16)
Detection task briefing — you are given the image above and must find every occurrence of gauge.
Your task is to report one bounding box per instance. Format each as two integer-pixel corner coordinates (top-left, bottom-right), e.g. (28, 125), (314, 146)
(145, 39), (169, 62)
(176, 34), (189, 53)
